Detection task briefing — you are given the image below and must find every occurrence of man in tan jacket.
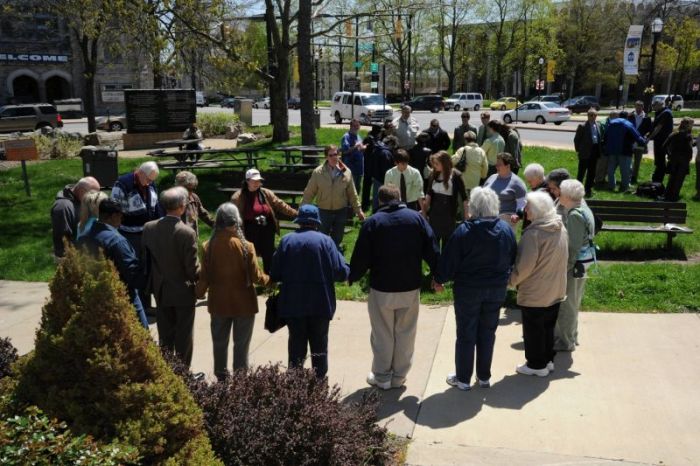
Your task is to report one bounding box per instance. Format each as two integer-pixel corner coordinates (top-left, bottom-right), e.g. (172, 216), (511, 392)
(142, 186), (199, 367)
(302, 145), (365, 248)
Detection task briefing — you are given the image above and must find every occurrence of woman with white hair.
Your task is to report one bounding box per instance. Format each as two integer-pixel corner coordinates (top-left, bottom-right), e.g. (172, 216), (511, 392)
(555, 179), (596, 352)
(509, 191), (568, 377)
(434, 187), (517, 390)
(196, 202), (270, 381)
(522, 163), (548, 192)
(76, 190), (107, 239)
(175, 170), (214, 238)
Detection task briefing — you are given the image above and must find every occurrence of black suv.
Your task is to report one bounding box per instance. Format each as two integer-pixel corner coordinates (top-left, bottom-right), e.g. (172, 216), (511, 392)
(403, 95), (444, 113)
(564, 95), (600, 114)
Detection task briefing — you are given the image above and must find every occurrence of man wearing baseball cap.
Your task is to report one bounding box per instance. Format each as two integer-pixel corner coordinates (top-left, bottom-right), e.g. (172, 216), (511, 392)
(230, 168), (298, 272)
(270, 204), (350, 379)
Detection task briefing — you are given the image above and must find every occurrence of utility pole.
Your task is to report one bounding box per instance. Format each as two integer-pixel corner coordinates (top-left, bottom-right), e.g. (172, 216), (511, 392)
(354, 16), (359, 79)
(407, 13), (413, 99)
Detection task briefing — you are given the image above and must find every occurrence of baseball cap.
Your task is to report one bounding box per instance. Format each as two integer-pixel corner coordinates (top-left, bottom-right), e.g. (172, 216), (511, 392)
(245, 169), (264, 181)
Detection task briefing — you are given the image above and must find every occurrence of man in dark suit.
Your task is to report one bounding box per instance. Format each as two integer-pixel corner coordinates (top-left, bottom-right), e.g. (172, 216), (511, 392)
(648, 100), (674, 183)
(573, 109), (603, 197)
(142, 187), (199, 367)
(628, 101), (653, 185)
(453, 111), (478, 152)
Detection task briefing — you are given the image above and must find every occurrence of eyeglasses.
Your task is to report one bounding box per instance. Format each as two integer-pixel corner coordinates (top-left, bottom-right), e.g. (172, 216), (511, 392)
(328, 152), (339, 156)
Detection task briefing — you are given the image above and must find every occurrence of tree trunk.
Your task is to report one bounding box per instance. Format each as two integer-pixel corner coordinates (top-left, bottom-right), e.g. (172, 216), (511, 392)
(266, 2), (290, 143)
(79, 35), (99, 134)
(297, 0), (316, 145)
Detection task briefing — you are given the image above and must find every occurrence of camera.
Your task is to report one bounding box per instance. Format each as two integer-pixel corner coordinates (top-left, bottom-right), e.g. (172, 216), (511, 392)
(573, 261), (585, 278)
(254, 215), (268, 226)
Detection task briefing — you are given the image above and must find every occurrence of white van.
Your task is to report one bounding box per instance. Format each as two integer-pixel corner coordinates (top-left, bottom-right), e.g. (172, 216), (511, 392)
(330, 92), (394, 125)
(444, 92), (483, 111)
(196, 91), (208, 107)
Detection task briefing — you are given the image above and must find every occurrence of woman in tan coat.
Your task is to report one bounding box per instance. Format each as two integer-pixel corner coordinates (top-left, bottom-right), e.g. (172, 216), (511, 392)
(509, 191), (568, 378)
(231, 169), (298, 273)
(196, 202), (270, 381)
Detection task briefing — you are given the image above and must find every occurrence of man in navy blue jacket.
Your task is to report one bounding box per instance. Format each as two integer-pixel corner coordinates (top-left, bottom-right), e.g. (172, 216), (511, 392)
(604, 116), (646, 192)
(349, 185), (440, 390)
(270, 204), (349, 379)
(80, 199), (149, 328)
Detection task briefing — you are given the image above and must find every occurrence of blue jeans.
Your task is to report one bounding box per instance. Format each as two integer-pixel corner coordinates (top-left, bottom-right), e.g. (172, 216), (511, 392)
(318, 208), (347, 248)
(453, 286), (506, 384)
(287, 316), (330, 379)
(132, 291), (149, 329)
(608, 154), (632, 191)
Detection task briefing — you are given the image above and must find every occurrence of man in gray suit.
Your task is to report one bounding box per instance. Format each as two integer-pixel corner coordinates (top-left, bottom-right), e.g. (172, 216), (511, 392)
(142, 187), (199, 366)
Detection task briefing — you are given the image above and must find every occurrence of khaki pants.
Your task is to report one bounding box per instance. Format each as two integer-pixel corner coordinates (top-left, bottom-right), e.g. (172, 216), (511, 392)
(555, 272), (586, 351)
(368, 288), (420, 386)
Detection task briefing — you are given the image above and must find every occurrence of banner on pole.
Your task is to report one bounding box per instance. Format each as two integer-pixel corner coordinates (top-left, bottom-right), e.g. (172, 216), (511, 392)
(623, 25), (644, 76)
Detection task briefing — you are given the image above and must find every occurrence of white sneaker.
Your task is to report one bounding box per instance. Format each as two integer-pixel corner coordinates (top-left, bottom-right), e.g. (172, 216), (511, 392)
(547, 361), (554, 372)
(516, 364), (549, 377)
(366, 372), (391, 390)
(446, 373), (471, 391)
(477, 378), (490, 388)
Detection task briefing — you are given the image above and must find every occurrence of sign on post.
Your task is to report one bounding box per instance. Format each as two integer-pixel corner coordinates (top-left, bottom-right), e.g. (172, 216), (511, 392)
(344, 78), (361, 92)
(370, 63), (379, 73)
(353, 61), (363, 69)
(546, 61), (556, 82)
(4, 139), (38, 196)
(623, 25), (644, 76)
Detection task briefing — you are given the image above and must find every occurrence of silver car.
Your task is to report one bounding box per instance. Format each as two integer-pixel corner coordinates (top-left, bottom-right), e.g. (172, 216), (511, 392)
(96, 115), (127, 131)
(0, 104), (62, 133)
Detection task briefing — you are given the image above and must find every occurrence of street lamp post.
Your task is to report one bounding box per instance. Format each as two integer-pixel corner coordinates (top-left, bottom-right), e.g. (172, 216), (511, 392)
(647, 17), (663, 111)
(538, 57), (544, 98)
(314, 50), (320, 110)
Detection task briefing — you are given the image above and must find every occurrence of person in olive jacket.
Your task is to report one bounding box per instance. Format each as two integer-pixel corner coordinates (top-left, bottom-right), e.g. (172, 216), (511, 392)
(196, 203), (270, 381)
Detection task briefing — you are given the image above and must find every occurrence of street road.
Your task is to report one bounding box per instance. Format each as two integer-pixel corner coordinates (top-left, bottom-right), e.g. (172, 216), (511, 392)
(61, 106), (577, 150)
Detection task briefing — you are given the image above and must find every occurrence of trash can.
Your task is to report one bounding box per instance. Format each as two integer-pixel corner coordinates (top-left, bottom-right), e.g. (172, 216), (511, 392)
(80, 146), (118, 188)
(239, 99), (253, 126)
(313, 110), (321, 129)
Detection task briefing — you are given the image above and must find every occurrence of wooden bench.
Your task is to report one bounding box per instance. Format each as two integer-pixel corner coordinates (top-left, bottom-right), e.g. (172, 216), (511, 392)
(268, 162), (318, 173)
(158, 161), (224, 172)
(586, 199), (693, 249)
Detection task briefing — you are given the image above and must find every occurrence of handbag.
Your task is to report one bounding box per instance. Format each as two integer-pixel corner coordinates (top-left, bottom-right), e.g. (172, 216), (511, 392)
(264, 291), (286, 333)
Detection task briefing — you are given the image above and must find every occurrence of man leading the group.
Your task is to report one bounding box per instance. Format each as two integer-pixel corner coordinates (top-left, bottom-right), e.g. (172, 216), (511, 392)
(349, 185), (440, 390)
(392, 105), (420, 150)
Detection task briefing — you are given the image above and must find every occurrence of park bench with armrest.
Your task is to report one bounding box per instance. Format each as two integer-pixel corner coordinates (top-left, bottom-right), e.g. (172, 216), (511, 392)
(586, 199), (693, 250)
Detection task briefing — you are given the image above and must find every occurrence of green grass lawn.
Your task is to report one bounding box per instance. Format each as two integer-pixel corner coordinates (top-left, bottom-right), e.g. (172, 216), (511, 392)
(1, 126), (698, 313)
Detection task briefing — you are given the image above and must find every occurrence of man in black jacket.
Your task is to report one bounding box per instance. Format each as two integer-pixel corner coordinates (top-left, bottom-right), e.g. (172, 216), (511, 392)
(349, 185), (440, 390)
(50, 176), (100, 259)
(573, 109), (603, 197)
(628, 101), (653, 185)
(453, 111), (478, 152)
(425, 119), (451, 154)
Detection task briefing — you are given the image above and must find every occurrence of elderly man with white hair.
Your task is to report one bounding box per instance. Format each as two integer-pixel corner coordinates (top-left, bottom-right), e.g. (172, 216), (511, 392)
(434, 187), (517, 391)
(522, 163), (548, 192)
(51, 176), (100, 258)
(392, 105), (421, 150)
(142, 187), (199, 367)
(555, 179), (596, 352)
(509, 191), (568, 377)
(111, 161), (164, 252)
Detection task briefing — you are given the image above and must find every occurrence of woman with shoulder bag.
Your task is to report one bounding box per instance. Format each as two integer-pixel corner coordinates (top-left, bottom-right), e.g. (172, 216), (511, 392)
(554, 180), (596, 352)
(196, 203), (270, 381)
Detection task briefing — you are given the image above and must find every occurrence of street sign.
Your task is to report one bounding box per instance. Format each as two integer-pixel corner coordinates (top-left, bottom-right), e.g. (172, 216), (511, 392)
(4, 138), (37, 196)
(359, 43), (374, 52)
(370, 63), (379, 73)
(353, 61), (363, 69)
(535, 80), (545, 90)
(345, 78), (361, 92)
(370, 81), (378, 89)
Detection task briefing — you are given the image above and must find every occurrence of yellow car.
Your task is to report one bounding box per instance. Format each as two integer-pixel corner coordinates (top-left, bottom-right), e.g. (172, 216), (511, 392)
(490, 97), (521, 111)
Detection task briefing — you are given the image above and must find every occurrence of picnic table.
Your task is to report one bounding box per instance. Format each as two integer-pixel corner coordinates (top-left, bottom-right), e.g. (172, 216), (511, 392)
(155, 138), (204, 151)
(149, 147), (262, 172)
(275, 145), (325, 164)
(268, 162), (318, 173)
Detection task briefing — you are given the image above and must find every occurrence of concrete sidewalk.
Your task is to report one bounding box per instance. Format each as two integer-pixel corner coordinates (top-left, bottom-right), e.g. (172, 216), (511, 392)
(1, 280), (699, 465)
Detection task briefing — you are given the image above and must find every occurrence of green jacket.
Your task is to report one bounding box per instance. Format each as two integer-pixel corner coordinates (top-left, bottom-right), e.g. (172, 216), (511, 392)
(565, 204), (595, 273)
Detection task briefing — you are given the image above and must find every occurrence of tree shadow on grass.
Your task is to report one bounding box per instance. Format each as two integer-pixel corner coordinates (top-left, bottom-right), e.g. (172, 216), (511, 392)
(597, 246), (688, 262)
(413, 352), (578, 429)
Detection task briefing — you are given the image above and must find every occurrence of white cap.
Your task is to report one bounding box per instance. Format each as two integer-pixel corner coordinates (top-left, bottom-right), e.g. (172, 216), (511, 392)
(245, 168), (264, 181)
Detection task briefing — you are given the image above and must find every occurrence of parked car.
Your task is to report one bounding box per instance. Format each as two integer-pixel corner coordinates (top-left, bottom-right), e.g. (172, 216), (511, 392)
(652, 94), (684, 111)
(253, 97), (270, 109)
(287, 97), (301, 109)
(403, 95), (444, 113)
(564, 95), (600, 114)
(220, 97), (236, 108)
(330, 92), (394, 125)
(503, 102), (570, 125)
(444, 92), (484, 111)
(0, 104), (62, 132)
(196, 91), (208, 107)
(527, 94), (563, 105)
(490, 97), (521, 111)
(53, 98), (83, 119)
(96, 115), (127, 132)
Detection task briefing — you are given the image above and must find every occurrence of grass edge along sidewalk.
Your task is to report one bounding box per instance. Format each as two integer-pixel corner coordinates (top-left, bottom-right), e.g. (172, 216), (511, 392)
(0, 129), (698, 313)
